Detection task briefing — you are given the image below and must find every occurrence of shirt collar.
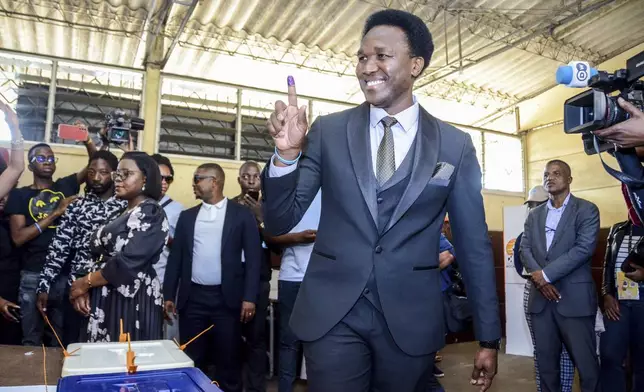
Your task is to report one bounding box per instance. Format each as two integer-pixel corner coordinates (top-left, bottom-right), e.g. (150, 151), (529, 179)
(201, 198), (227, 211)
(160, 195), (170, 204)
(547, 193), (571, 210)
(369, 95), (419, 133)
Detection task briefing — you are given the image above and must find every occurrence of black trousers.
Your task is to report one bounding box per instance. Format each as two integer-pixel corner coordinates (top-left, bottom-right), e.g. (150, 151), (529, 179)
(180, 283), (242, 392)
(242, 280), (270, 392)
(61, 284), (83, 347)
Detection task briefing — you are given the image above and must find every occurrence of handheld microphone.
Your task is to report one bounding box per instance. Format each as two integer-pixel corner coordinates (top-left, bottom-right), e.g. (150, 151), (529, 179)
(555, 61), (599, 87)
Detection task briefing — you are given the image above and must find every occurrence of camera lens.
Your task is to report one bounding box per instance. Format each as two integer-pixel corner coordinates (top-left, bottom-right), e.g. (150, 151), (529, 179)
(604, 96), (629, 128)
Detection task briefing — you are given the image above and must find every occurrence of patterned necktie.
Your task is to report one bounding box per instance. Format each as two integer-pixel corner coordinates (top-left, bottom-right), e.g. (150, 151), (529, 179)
(376, 116), (397, 185)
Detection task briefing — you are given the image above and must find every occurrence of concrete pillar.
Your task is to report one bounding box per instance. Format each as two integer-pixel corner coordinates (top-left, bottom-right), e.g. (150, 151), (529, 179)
(140, 31), (164, 154)
(141, 66), (161, 154)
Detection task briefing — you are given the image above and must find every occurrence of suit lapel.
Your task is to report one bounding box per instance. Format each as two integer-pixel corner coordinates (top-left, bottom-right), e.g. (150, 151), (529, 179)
(547, 195), (577, 255)
(384, 108), (439, 234)
(536, 205), (548, 253)
(347, 103), (378, 227)
(221, 199), (234, 251)
(186, 205), (199, 257)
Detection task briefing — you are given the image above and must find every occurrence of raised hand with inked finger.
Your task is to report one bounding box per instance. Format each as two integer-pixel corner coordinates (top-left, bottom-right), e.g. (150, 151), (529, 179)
(266, 76), (309, 164)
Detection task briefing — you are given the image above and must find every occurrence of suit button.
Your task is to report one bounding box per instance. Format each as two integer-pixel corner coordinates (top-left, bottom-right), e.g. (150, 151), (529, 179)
(377, 197), (383, 204)
(375, 245), (383, 253)
(364, 288), (370, 294)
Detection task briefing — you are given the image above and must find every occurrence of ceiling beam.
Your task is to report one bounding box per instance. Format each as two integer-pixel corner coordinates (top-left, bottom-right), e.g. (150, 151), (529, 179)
(160, 0), (199, 69)
(173, 29), (357, 77)
(412, 0), (627, 92)
(469, 36), (644, 128)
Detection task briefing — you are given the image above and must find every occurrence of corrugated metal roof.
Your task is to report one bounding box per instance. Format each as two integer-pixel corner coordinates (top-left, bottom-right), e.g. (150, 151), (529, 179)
(1, 0), (643, 130)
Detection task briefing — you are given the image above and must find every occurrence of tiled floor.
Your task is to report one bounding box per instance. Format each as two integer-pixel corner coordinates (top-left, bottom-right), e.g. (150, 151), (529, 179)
(265, 342), (540, 391)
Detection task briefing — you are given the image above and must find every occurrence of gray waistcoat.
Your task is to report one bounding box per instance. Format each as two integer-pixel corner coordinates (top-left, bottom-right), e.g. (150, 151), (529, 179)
(362, 134), (418, 312)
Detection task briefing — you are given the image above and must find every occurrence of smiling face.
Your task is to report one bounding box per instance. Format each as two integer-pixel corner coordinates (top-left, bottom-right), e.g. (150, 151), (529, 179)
(356, 25), (424, 114)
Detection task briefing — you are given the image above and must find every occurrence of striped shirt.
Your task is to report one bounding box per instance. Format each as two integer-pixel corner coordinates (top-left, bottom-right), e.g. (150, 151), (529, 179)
(615, 232), (644, 290)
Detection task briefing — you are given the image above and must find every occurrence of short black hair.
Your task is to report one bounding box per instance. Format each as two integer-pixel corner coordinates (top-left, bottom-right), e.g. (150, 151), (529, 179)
(28, 143), (52, 161)
(546, 159), (572, 177)
(239, 160), (260, 175)
(198, 163), (225, 183)
(363, 9), (434, 74)
(151, 153), (174, 176)
(122, 151), (163, 201)
(89, 150), (118, 171)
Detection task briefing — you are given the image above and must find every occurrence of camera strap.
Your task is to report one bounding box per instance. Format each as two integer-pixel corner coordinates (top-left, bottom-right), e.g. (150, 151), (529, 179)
(595, 136), (644, 225)
(161, 198), (173, 208)
(594, 136), (644, 186)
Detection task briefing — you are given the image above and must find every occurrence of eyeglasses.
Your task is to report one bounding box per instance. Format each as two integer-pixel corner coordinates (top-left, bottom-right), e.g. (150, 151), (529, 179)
(111, 169), (142, 181)
(193, 175), (216, 184)
(31, 155), (58, 164)
(161, 175), (174, 184)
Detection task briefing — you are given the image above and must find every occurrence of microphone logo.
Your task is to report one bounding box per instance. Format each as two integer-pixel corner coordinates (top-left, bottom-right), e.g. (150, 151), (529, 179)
(576, 62), (588, 81)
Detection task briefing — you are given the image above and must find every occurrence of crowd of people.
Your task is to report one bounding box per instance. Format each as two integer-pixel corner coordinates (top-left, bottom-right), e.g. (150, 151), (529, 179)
(2, 6), (644, 392)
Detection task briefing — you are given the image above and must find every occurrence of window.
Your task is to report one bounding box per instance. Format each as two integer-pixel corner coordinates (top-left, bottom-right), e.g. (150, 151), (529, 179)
(52, 62), (143, 146)
(483, 133), (524, 192)
(159, 77), (240, 160)
(0, 53), (52, 142)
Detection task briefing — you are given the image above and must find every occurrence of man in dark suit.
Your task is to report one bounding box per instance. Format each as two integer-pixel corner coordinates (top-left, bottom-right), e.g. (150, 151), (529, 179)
(163, 163), (261, 392)
(261, 9), (500, 392)
(520, 159), (601, 392)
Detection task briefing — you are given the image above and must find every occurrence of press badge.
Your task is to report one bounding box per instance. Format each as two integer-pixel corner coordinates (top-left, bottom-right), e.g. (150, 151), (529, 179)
(617, 271), (640, 300)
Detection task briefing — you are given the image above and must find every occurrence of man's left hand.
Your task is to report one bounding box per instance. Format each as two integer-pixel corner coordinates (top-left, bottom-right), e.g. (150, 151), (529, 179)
(625, 263), (644, 282)
(240, 301), (256, 323)
(471, 348), (497, 391)
(530, 270), (547, 288)
(593, 98), (644, 148)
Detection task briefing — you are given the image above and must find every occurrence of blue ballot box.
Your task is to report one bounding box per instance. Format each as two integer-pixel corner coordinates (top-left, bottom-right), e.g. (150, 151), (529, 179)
(57, 367), (223, 391)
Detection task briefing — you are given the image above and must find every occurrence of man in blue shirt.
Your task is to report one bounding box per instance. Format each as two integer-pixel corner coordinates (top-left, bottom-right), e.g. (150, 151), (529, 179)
(428, 233), (456, 392)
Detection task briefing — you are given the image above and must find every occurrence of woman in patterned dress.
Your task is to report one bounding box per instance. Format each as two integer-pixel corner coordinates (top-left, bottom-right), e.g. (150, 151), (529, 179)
(70, 152), (169, 342)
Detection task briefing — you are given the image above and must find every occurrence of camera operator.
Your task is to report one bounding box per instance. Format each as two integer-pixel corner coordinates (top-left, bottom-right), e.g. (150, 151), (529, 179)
(594, 98), (644, 149)
(600, 217), (644, 392)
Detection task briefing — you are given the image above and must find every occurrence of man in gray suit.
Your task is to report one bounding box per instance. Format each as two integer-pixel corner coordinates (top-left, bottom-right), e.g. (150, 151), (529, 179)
(520, 159), (601, 392)
(262, 9), (501, 392)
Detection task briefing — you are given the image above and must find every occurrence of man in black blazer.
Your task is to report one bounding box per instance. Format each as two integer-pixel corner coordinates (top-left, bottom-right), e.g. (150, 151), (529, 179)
(262, 9), (500, 392)
(164, 163), (261, 392)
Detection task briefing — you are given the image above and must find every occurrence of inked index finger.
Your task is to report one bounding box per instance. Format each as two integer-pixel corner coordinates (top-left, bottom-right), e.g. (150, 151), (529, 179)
(287, 75), (298, 107)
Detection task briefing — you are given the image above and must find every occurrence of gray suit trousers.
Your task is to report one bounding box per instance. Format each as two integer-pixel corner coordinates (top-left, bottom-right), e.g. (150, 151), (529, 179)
(532, 302), (600, 392)
(302, 296), (434, 392)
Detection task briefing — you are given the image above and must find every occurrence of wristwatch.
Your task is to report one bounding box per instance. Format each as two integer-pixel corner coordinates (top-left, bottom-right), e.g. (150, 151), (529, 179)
(479, 339), (501, 350)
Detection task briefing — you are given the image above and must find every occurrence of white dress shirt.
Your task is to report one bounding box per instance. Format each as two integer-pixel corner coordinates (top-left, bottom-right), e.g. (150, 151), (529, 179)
(191, 198), (227, 285)
(155, 195), (184, 285)
(279, 190), (322, 282)
(269, 98), (420, 178)
(542, 193), (571, 283)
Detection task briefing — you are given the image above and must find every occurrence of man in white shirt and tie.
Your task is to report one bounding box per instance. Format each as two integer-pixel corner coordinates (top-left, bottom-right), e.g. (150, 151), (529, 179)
(164, 163), (261, 392)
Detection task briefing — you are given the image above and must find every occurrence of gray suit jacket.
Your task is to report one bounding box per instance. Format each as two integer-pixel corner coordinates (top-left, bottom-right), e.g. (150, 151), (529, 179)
(520, 194), (600, 316)
(262, 102), (501, 356)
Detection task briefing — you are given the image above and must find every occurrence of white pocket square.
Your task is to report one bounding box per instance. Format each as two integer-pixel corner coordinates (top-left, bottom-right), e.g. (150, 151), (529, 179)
(428, 162), (454, 186)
